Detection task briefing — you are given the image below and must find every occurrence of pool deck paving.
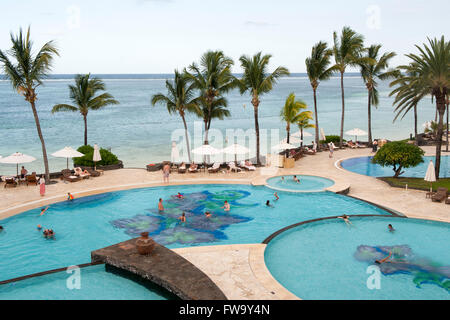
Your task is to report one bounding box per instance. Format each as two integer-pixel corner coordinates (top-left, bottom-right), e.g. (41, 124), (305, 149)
(1, 145), (449, 300)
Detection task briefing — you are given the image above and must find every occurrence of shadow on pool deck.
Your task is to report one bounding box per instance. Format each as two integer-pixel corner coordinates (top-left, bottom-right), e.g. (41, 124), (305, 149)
(91, 238), (227, 300)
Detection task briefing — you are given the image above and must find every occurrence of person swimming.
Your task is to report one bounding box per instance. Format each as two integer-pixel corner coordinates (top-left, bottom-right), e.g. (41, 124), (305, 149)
(281, 176), (285, 183)
(205, 211), (212, 218)
(178, 212), (186, 223)
(37, 224), (43, 231)
(338, 214), (352, 226)
(388, 224), (395, 232)
(176, 192), (184, 199)
(375, 252), (392, 265)
(222, 201), (230, 212)
(40, 206), (49, 216)
(67, 193), (74, 201)
(266, 200), (274, 208)
(293, 175), (300, 183)
(274, 192), (279, 201)
(158, 198), (164, 212)
(0, 226), (3, 232)
(43, 229), (55, 239)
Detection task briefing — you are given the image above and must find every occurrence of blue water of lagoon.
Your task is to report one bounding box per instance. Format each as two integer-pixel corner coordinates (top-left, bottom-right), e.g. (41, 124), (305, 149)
(266, 175), (335, 192)
(341, 155), (449, 178)
(0, 184), (391, 284)
(265, 217), (450, 300)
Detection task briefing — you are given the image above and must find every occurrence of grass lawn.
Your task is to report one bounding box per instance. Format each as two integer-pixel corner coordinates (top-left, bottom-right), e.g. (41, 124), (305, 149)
(379, 177), (450, 192)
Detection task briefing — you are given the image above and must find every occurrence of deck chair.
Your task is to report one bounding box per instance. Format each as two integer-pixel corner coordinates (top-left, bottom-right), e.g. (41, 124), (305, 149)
(239, 160), (256, 171)
(208, 162), (221, 173)
(62, 169), (81, 183)
(178, 163), (187, 174)
(26, 173), (38, 186)
(4, 178), (17, 188)
(188, 163), (199, 173)
(431, 187), (448, 202)
(228, 162), (242, 173)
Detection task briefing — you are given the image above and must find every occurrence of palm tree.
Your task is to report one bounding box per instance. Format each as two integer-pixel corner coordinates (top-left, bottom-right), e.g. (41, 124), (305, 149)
(390, 36), (449, 178)
(306, 42), (334, 149)
(184, 51), (236, 146)
(238, 52), (289, 165)
(52, 74), (119, 146)
(332, 26), (368, 148)
(297, 111), (316, 147)
(358, 44), (397, 146)
(195, 96), (231, 139)
(0, 27), (59, 181)
(280, 93), (307, 144)
(151, 70), (200, 162)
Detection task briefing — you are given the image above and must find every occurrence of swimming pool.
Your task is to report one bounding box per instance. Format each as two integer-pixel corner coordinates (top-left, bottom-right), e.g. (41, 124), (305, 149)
(266, 175), (335, 192)
(340, 155), (449, 178)
(0, 183), (392, 285)
(0, 264), (176, 300)
(265, 216), (450, 300)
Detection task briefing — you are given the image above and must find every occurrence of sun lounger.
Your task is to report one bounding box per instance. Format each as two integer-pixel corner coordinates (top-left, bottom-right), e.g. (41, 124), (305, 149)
(86, 168), (101, 177)
(74, 167), (90, 179)
(61, 169), (81, 183)
(239, 161), (256, 171)
(208, 162), (221, 173)
(26, 173), (38, 186)
(228, 162), (242, 172)
(4, 177), (17, 188)
(431, 187), (448, 202)
(178, 163), (187, 174)
(188, 164), (199, 173)
(445, 197), (450, 205)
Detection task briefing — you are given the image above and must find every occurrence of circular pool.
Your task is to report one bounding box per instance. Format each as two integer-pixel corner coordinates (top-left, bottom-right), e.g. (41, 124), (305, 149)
(340, 155), (449, 178)
(266, 175), (335, 192)
(265, 216), (450, 300)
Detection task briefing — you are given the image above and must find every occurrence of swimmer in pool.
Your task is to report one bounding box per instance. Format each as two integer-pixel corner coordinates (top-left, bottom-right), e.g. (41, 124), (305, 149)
(158, 198), (164, 212)
(388, 224), (395, 232)
(67, 193), (74, 201)
(281, 176), (285, 183)
(266, 200), (274, 208)
(293, 175), (300, 183)
(37, 224), (43, 231)
(205, 211), (212, 218)
(40, 206), (50, 216)
(222, 201), (230, 212)
(274, 192), (279, 201)
(375, 252), (392, 265)
(0, 226), (3, 232)
(176, 192), (184, 199)
(338, 214), (352, 226)
(178, 212), (186, 223)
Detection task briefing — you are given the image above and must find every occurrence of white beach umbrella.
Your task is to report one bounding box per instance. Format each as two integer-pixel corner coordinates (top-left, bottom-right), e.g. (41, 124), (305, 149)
(345, 128), (367, 142)
(320, 128), (327, 141)
(192, 144), (222, 171)
(222, 143), (250, 163)
(52, 146), (84, 169)
(272, 142), (297, 151)
(281, 137), (302, 144)
(171, 141), (180, 164)
(424, 160), (436, 193)
(93, 144), (102, 170)
(292, 131), (313, 138)
(0, 152), (36, 176)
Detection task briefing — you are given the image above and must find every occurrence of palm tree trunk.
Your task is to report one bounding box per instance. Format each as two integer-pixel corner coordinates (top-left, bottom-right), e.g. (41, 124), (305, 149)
(181, 115), (191, 163)
(253, 104), (261, 166)
(30, 100), (50, 181)
(313, 88), (320, 149)
(83, 114), (88, 146)
(367, 88), (373, 146)
(339, 72), (345, 148)
(434, 94), (446, 179)
(286, 123), (290, 144)
(301, 129), (304, 148)
(414, 105), (418, 143)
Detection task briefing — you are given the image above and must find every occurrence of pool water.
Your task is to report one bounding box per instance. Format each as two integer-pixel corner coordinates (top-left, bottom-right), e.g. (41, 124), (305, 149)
(266, 175), (335, 192)
(265, 217), (450, 300)
(0, 184), (391, 284)
(0, 264), (175, 300)
(341, 155), (449, 178)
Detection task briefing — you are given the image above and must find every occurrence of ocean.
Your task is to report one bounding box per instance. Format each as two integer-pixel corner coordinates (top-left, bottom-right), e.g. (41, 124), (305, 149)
(0, 74), (436, 175)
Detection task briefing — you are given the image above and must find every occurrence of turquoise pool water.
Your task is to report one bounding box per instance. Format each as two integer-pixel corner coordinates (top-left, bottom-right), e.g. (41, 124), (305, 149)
(0, 184), (391, 285)
(341, 155), (449, 178)
(265, 217), (450, 300)
(0, 265), (175, 300)
(266, 175), (335, 192)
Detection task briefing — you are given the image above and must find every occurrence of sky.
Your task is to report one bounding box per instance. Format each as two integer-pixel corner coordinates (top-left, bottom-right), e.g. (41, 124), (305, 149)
(1, 0), (448, 74)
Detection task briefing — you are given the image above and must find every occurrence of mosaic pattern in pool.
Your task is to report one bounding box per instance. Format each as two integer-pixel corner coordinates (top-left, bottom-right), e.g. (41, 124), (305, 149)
(111, 190), (255, 245)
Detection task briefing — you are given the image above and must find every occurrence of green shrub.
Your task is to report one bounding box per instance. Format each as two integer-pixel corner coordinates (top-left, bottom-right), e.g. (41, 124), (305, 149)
(73, 145), (120, 167)
(372, 141), (424, 178)
(319, 135), (345, 144)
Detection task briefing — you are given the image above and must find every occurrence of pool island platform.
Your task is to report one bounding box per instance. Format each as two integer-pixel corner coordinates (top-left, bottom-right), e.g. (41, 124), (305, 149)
(91, 238), (227, 300)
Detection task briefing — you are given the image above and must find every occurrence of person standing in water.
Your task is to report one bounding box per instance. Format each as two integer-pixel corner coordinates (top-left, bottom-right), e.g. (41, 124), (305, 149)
(338, 214), (352, 226)
(222, 201), (230, 212)
(178, 212), (186, 223)
(158, 198), (164, 212)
